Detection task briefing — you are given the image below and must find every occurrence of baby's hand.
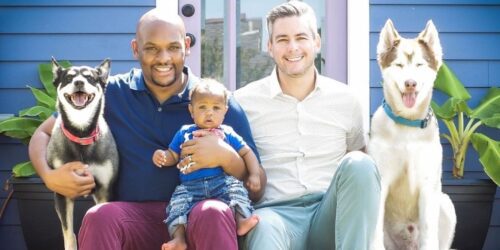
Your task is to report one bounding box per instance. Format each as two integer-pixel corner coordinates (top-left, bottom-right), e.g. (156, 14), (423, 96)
(152, 149), (167, 168)
(245, 173), (261, 193)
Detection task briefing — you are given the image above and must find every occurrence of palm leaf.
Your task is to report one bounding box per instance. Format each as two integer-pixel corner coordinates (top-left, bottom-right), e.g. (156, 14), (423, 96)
(471, 133), (500, 186)
(434, 62), (471, 100)
(19, 106), (54, 120)
(431, 98), (472, 120)
(28, 86), (56, 108)
(0, 117), (41, 133)
(12, 161), (37, 178)
(470, 87), (500, 128)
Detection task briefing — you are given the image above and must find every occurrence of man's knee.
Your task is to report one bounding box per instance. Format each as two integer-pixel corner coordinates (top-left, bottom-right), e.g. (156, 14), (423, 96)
(243, 208), (288, 248)
(339, 151), (380, 185)
(82, 202), (122, 228)
(187, 200), (237, 249)
(189, 199), (234, 222)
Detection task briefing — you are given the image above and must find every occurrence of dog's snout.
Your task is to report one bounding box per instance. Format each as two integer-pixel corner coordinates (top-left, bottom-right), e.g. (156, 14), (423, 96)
(74, 80), (85, 88)
(405, 79), (417, 89)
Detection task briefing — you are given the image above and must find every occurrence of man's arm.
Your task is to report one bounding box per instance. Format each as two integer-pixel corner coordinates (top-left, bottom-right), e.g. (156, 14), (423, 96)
(29, 116), (95, 199)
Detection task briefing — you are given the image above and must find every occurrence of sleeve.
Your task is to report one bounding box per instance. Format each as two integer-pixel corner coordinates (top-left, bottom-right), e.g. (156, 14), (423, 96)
(346, 95), (367, 151)
(223, 96), (261, 163)
(168, 128), (186, 155)
(221, 125), (247, 152)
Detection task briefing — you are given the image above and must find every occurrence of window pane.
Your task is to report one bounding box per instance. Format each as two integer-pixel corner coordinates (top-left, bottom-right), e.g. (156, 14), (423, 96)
(201, 0), (224, 83)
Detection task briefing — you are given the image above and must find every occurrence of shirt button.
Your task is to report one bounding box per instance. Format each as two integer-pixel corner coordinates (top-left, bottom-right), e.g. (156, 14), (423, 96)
(157, 107), (162, 112)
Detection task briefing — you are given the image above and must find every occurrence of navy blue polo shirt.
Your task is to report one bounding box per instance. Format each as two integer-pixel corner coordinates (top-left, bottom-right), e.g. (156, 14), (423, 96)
(104, 67), (259, 202)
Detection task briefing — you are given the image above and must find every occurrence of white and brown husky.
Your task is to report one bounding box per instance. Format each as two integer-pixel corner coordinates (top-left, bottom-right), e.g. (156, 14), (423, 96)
(369, 20), (456, 250)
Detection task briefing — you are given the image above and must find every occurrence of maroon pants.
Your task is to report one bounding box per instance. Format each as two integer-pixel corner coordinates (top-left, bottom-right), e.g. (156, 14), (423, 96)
(78, 199), (237, 250)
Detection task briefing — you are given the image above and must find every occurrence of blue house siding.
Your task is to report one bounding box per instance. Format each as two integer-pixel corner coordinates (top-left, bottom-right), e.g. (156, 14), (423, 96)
(370, 0), (500, 249)
(0, 1), (154, 249)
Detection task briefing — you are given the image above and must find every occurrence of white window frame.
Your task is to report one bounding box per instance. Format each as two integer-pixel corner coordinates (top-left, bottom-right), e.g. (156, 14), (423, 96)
(347, 0), (370, 139)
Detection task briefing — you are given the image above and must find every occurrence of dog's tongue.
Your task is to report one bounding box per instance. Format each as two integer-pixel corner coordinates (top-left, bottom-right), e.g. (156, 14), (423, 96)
(403, 92), (417, 108)
(71, 93), (88, 107)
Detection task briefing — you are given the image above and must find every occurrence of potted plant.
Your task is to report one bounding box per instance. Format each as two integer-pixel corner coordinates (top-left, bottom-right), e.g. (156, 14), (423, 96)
(431, 62), (500, 250)
(0, 61), (93, 250)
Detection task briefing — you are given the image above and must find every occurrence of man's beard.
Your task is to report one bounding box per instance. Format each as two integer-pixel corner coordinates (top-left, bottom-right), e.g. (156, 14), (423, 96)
(150, 65), (178, 87)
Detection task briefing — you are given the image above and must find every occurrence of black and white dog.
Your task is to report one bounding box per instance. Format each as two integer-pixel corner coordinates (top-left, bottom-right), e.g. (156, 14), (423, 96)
(47, 58), (118, 250)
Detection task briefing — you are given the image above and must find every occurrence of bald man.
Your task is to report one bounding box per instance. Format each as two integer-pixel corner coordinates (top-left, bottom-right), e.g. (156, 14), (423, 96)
(29, 8), (262, 250)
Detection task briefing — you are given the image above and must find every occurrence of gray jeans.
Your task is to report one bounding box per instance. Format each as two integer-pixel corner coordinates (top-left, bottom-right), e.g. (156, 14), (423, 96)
(240, 151), (381, 250)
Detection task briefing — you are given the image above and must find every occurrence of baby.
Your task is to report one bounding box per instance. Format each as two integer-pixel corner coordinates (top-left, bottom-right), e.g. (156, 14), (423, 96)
(152, 78), (262, 250)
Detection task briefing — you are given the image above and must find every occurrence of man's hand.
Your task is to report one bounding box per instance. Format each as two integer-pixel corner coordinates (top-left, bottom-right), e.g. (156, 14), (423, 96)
(42, 162), (95, 199)
(179, 132), (228, 174)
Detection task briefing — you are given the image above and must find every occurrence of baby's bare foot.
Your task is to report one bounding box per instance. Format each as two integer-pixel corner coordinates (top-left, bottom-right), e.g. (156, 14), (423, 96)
(161, 237), (187, 250)
(237, 214), (260, 236)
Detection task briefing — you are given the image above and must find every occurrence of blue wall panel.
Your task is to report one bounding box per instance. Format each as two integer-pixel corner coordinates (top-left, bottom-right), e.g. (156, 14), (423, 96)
(372, 0), (500, 4)
(1, 34), (136, 61)
(0, 0), (150, 6)
(0, 7), (150, 33)
(371, 5), (500, 32)
(0, 142), (28, 171)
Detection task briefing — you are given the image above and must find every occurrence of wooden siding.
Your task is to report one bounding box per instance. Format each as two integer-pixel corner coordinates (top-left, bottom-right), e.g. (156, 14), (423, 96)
(0, 1), (154, 249)
(370, 1), (500, 249)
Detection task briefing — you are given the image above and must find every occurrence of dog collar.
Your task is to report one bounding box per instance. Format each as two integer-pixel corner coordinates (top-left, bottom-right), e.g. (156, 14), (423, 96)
(382, 100), (433, 129)
(61, 122), (101, 145)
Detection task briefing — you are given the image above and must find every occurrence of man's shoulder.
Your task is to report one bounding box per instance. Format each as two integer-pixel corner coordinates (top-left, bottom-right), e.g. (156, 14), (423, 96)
(317, 75), (356, 97)
(108, 68), (141, 86)
(234, 76), (270, 98)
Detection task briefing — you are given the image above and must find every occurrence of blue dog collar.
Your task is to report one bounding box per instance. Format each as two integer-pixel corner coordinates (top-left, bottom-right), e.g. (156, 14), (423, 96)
(382, 100), (433, 129)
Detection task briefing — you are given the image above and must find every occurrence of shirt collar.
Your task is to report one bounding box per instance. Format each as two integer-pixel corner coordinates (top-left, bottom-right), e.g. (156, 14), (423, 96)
(268, 67), (322, 99)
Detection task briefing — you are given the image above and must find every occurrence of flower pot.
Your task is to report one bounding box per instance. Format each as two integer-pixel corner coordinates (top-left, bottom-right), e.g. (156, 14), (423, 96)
(10, 177), (94, 250)
(442, 177), (496, 250)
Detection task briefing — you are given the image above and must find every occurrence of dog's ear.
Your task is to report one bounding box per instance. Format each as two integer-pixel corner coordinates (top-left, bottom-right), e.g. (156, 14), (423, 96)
(377, 19), (401, 68)
(97, 58), (111, 86)
(417, 20), (443, 70)
(51, 57), (63, 87)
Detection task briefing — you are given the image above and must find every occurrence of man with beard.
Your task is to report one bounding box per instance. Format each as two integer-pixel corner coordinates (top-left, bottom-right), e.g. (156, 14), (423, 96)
(29, 8), (264, 250)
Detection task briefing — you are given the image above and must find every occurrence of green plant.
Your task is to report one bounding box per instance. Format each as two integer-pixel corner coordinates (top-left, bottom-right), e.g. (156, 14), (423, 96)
(0, 61), (71, 177)
(432, 62), (500, 185)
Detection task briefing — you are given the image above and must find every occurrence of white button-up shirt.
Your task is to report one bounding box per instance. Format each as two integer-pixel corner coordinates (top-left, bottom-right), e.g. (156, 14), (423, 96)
(234, 69), (366, 204)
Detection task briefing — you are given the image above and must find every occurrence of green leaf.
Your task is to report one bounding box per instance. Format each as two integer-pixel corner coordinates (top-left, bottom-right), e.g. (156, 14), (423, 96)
(19, 106), (54, 120)
(0, 117), (41, 133)
(28, 86), (56, 108)
(38, 62), (57, 97)
(471, 87), (500, 128)
(431, 98), (472, 120)
(471, 133), (500, 186)
(482, 114), (500, 129)
(434, 62), (471, 100)
(2, 130), (32, 141)
(12, 161), (37, 177)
